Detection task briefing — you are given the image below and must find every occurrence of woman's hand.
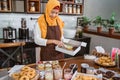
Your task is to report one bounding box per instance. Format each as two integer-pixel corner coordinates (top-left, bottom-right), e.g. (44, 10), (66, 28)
(52, 40), (64, 47)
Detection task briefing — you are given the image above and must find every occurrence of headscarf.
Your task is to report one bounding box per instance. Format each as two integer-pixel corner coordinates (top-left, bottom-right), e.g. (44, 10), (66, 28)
(38, 0), (64, 38)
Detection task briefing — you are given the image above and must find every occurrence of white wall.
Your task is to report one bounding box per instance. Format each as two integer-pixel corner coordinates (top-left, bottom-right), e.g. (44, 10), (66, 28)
(83, 33), (120, 54)
(84, 0), (120, 19)
(0, 13), (78, 38)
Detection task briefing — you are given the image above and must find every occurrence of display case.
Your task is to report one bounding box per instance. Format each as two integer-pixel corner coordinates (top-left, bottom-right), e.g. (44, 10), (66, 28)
(0, 0), (11, 12)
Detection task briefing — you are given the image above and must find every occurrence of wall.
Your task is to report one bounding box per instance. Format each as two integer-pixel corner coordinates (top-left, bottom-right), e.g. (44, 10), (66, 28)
(84, 0), (120, 19)
(83, 33), (120, 54)
(0, 13), (78, 38)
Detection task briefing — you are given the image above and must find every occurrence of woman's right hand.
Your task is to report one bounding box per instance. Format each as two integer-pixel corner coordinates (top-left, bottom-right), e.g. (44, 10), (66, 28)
(52, 40), (64, 47)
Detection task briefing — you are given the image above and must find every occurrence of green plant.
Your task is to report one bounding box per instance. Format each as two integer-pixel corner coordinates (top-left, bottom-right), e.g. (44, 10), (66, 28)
(80, 16), (91, 27)
(114, 23), (120, 32)
(101, 12), (117, 30)
(107, 12), (116, 28)
(92, 16), (103, 27)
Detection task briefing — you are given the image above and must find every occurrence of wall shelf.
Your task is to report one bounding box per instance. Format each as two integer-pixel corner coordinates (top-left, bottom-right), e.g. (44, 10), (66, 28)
(83, 29), (120, 40)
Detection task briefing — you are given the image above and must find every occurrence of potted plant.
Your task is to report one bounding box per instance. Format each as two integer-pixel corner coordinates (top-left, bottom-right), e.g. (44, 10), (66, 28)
(106, 12), (116, 35)
(114, 23), (120, 33)
(92, 16), (103, 33)
(80, 16), (91, 31)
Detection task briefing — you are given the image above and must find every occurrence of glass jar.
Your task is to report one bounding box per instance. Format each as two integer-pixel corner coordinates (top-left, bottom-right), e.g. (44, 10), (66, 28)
(77, 5), (80, 14)
(76, 26), (83, 38)
(86, 67), (95, 74)
(45, 62), (52, 70)
(30, 2), (35, 12)
(0, 1), (1, 10)
(68, 4), (72, 13)
(73, 5), (76, 14)
(2, 0), (8, 11)
(45, 70), (53, 80)
(81, 63), (89, 73)
(54, 68), (63, 80)
(64, 68), (73, 80)
(64, 4), (68, 13)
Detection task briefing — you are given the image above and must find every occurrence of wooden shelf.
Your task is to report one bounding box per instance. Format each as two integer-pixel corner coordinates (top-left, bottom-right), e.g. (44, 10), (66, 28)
(83, 29), (120, 40)
(0, 0), (12, 12)
(0, 0), (84, 15)
(27, 0), (40, 13)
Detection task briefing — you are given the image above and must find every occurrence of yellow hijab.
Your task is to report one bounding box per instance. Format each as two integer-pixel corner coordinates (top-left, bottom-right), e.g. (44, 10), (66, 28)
(38, 0), (64, 38)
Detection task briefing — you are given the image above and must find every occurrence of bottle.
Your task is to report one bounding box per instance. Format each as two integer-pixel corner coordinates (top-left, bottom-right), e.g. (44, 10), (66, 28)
(30, 2), (35, 12)
(73, 5), (76, 14)
(21, 18), (26, 28)
(115, 52), (118, 68)
(64, 4), (68, 13)
(118, 54), (120, 69)
(77, 5), (80, 14)
(76, 26), (83, 38)
(68, 4), (72, 13)
(0, 1), (1, 10)
(2, 0), (8, 11)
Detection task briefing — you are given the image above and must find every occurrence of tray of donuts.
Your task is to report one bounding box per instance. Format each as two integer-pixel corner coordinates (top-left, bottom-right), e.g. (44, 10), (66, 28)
(94, 68), (120, 80)
(36, 60), (61, 71)
(10, 66), (40, 80)
(94, 56), (116, 67)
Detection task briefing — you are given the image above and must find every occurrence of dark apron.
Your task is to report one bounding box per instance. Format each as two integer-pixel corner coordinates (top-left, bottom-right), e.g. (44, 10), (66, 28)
(40, 15), (64, 61)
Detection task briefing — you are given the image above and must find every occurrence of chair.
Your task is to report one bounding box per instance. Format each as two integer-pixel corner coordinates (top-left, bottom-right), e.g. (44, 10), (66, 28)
(0, 42), (25, 68)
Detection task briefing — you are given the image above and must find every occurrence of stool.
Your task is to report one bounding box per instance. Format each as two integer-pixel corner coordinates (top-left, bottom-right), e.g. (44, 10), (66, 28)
(0, 42), (25, 68)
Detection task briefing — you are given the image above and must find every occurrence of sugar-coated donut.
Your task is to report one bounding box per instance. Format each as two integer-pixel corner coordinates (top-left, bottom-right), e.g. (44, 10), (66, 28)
(27, 71), (36, 79)
(12, 73), (20, 80)
(29, 68), (36, 73)
(19, 76), (29, 80)
(21, 66), (30, 71)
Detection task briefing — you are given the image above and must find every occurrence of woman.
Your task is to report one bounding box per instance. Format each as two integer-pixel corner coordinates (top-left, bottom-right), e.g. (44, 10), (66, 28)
(34, 0), (65, 61)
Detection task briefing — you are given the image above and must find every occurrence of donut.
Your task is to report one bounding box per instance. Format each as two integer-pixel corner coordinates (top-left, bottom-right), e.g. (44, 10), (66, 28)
(64, 44), (73, 50)
(27, 71), (36, 79)
(30, 68), (36, 73)
(20, 71), (26, 76)
(19, 76), (29, 80)
(12, 73), (20, 80)
(21, 66), (30, 71)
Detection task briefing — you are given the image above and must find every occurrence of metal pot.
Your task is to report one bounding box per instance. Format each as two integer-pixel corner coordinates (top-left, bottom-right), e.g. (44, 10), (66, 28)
(3, 26), (17, 40)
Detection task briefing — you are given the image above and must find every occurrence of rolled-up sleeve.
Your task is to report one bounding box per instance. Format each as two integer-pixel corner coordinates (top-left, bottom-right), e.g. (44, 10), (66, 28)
(34, 22), (47, 46)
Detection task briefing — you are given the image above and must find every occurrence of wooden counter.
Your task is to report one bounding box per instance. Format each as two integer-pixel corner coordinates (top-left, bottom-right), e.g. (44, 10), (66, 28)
(0, 56), (120, 80)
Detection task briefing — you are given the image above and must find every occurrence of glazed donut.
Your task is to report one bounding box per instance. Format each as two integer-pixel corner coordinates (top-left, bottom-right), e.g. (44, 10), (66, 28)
(19, 76), (29, 80)
(29, 68), (36, 73)
(27, 71), (36, 79)
(20, 71), (26, 76)
(21, 66), (30, 71)
(12, 73), (20, 80)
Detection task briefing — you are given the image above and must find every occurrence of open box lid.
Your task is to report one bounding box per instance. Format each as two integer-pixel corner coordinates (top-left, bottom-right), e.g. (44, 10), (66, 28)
(55, 39), (87, 56)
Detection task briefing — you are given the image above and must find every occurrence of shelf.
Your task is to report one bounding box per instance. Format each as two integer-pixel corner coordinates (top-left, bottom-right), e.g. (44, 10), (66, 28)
(0, 0), (84, 16)
(27, 0), (40, 13)
(0, 0), (12, 12)
(83, 29), (120, 40)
